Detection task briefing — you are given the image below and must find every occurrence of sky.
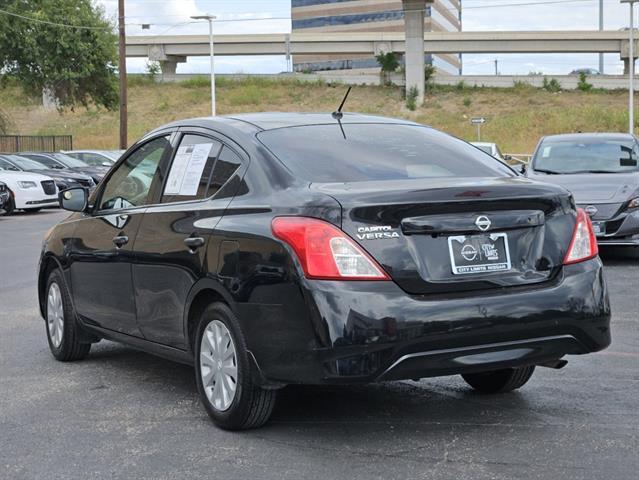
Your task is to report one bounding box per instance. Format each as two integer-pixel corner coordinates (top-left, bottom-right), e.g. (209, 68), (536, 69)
(96, 0), (637, 75)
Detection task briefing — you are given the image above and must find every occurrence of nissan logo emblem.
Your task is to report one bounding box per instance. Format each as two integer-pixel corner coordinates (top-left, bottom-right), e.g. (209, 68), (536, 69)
(584, 205), (598, 217)
(475, 215), (491, 232)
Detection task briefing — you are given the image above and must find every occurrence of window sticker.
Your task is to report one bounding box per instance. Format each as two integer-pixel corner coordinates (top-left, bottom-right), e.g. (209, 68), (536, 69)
(165, 143), (214, 196)
(542, 146), (552, 158)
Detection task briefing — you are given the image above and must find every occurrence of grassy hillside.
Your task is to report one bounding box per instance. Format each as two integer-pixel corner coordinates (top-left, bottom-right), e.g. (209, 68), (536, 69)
(0, 76), (634, 153)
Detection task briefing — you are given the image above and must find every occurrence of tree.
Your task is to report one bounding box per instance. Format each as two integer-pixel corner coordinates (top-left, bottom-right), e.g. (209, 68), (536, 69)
(0, 0), (118, 110)
(375, 51), (399, 85)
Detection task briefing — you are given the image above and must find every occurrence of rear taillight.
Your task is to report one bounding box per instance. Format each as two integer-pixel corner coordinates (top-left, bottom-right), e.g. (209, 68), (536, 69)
(563, 208), (599, 265)
(272, 217), (390, 281)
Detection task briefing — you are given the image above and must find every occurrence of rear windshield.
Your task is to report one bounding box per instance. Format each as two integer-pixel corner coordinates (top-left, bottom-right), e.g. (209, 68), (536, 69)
(533, 138), (639, 174)
(257, 124), (514, 183)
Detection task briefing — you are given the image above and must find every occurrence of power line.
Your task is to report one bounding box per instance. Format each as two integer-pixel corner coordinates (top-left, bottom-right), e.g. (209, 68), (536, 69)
(0, 7), (111, 30)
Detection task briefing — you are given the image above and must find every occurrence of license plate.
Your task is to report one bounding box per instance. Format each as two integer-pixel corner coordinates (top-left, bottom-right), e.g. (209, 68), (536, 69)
(592, 222), (605, 237)
(448, 233), (512, 275)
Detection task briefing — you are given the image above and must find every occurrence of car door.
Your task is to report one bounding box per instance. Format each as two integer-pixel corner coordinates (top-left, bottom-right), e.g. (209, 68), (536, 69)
(133, 130), (246, 349)
(68, 134), (173, 336)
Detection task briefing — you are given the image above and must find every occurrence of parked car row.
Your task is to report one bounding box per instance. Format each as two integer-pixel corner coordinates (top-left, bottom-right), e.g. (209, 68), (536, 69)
(0, 150), (122, 216)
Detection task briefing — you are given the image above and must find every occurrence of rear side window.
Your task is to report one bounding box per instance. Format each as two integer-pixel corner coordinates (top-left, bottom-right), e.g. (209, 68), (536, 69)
(161, 136), (242, 203)
(208, 147), (242, 197)
(162, 135), (222, 203)
(258, 124), (513, 183)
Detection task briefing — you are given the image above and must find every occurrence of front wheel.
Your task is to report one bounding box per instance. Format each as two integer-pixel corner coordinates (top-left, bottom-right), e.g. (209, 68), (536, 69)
(45, 270), (91, 361)
(461, 366), (535, 394)
(2, 196), (15, 215)
(194, 303), (276, 430)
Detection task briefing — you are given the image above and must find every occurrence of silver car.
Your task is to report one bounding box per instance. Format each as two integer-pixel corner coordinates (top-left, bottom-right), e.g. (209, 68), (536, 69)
(526, 132), (639, 246)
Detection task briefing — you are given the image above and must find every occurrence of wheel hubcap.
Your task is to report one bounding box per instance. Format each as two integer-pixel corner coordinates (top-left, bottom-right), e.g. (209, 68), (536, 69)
(199, 320), (238, 412)
(47, 283), (64, 348)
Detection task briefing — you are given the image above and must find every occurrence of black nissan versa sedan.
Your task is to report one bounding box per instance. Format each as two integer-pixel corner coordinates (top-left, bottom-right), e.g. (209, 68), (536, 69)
(38, 113), (611, 430)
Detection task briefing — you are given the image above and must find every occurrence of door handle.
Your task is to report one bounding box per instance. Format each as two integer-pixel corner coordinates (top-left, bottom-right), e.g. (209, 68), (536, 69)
(112, 235), (129, 248)
(184, 236), (205, 252)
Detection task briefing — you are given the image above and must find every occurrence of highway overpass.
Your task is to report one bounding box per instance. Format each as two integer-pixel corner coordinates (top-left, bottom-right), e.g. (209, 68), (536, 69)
(127, 30), (639, 66)
(126, 30), (639, 101)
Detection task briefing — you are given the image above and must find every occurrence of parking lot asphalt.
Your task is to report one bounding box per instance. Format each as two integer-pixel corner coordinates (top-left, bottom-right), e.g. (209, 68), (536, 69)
(1, 209), (638, 480)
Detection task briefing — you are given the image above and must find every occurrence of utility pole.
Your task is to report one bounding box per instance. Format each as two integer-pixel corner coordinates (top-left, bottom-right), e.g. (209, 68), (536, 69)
(118, 0), (127, 149)
(599, 0), (604, 74)
(494, 59), (498, 76)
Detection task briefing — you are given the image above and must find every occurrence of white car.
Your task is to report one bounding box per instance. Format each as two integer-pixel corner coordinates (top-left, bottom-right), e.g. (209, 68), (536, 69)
(471, 142), (508, 161)
(0, 170), (59, 214)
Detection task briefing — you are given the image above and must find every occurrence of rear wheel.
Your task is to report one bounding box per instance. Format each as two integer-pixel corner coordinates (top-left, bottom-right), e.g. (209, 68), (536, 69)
(461, 366), (535, 394)
(194, 302), (276, 430)
(45, 270), (91, 361)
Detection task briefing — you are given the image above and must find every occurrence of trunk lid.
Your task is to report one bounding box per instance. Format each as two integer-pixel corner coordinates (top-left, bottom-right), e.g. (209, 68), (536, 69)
(313, 177), (575, 295)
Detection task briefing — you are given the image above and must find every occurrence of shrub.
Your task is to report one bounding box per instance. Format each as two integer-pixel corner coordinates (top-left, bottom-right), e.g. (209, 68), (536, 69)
(146, 61), (161, 81)
(543, 77), (562, 93)
(456, 80), (466, 91)
(577, 72), (593, 92)
(463, 96), (472, 107)
(406, 86), (419, 111)
(424, 64), (436, 91)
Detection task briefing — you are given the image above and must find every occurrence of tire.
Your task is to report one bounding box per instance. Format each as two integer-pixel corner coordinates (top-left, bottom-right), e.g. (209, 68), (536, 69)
(461, 366), (535, 394)
(45, 270), (91, 361)
(194, 302), (277, 430)
(3, 196), (15, 215)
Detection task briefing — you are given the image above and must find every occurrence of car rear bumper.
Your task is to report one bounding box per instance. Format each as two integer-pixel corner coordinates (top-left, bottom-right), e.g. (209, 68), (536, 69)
(240, 258), (610, 385)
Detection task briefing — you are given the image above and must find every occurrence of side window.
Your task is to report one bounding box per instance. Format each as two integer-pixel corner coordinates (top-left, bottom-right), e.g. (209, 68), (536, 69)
(0, 158), (20, 171)
(99, 136), (170, 211)
(208, 146), (242, 197)
(161, 134), (222, 203)
(24, 154), (59, 169)
(82, 153), (104, 167)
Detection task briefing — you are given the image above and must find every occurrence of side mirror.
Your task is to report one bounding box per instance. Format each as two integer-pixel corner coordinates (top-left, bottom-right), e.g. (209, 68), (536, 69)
(518, 164), (527, 175)
(503, 154), (513, 161)
(59, 187), (88, 212)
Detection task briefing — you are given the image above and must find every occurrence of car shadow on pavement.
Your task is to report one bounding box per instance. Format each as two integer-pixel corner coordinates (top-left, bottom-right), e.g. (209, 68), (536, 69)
(82, 340), (540, 431)
(599, 246), (639, 265)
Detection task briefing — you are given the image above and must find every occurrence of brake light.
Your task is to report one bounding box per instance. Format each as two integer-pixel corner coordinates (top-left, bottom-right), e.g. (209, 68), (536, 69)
(563, 208), (599, 265)
(272, 217), (390, 280)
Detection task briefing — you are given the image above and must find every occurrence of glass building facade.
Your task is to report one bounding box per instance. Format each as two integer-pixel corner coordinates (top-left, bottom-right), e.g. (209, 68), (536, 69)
(292, 0), (462, 75)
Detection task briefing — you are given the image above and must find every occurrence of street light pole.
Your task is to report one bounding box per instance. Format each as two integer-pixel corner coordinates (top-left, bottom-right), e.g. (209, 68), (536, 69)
(191, 14), (217, 116)
(623, 1), (636, 134)
(599, 0), (604, 74)
(118, 0), (128, 149)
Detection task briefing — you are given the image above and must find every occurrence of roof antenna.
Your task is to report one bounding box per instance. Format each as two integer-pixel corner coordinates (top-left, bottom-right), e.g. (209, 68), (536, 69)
(332, 86), (352, 139)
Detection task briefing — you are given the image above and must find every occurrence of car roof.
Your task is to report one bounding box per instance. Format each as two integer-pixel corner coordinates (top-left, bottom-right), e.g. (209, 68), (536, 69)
(148, 112), (422, 138)
(542, 132), (636, 142)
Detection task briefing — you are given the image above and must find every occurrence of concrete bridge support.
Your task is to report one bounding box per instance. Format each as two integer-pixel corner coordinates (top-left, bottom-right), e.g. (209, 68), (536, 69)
(402, 0), (432, 106)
